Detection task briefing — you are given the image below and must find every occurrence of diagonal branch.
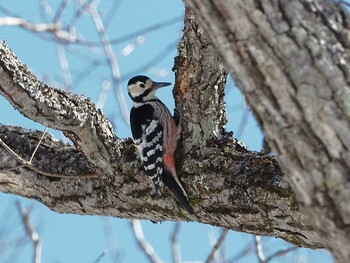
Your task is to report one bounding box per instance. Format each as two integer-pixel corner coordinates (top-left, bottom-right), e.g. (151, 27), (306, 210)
(0, 124), (322, 249)
(0, 40), (119, 175)
(0, 28), (324, 250)
(254, 236), (265, 263)
(82, 0), (129, 124)
(130, 220), (163, 263)
(170, 222), (181, 263)
(205, 228), (229, 263)
(16, 202), (42, 263)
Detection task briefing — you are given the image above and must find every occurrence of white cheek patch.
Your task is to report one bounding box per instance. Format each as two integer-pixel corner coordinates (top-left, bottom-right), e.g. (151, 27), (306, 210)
(128, 85), (144, 97)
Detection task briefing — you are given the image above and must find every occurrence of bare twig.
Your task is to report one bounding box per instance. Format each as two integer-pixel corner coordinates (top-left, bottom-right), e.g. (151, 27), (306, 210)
(0, 16), (77, 42)
(96, 80), (110, 109)
(108, 15), (182, 45)
(52, 0), (70, 23)
(82, 0), (129, 124)
(16, 202), (41, 263)
(127, 40), (178, 79)
(0, 17), (58, 32)
(102, 0), (122, 30)
(29, 127), (48, 164)
(0, 202), (30, 262)
(0, 4), (17, 16)
(39, 0), (55, 21)
(339, 0), (350, 7)
(170, 222), (181, 263)
(0, 136), (97, 179)
(92, 250), (107, 263)
(254, 236), (265, 263)
(228, 240), (254, 263)
(205, 228), (229, 263)
(265, 246), (299, 262)
(129, 220), (163, 263)
(70, 15), (182, 47)
(0, 137), (27, 163)
(68, 0), (94, 29)
(73, 38), (177, 90)
(101, 217), (121, 262)
(57, 46), (73, 91)
(235, 100), (250, 139)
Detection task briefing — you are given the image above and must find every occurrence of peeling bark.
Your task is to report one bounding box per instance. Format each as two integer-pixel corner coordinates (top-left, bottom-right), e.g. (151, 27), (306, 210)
(0, 5), (330, 251)
(183, 0), (350, 261)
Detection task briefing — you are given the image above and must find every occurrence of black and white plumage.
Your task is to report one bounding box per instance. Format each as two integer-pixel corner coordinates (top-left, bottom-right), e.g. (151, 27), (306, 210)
(128, 75), (194, 214)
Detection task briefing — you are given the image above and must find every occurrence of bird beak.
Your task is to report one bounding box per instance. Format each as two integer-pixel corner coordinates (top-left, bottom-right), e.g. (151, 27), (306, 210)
(152, 81), (172, 90)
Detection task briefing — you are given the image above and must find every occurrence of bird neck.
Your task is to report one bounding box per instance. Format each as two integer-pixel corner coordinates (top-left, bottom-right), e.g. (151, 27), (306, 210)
(132, 97), (158, 106)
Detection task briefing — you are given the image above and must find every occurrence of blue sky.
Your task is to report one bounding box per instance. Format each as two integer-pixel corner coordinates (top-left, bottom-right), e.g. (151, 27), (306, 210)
(0, 1), (333, 262)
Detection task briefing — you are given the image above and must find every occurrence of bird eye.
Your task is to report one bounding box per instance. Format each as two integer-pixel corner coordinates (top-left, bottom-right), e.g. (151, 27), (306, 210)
(139, 83), (145, 88)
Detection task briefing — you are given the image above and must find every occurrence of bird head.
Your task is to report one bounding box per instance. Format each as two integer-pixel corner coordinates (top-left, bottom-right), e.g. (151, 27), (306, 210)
(127, 75), (171, 102)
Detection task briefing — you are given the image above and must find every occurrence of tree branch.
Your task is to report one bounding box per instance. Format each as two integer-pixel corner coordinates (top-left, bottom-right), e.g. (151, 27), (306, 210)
(0, 40), (119, 174)
(0, 22), (323, 250)
(254, 236), (265, 263)
(0, 123), (321, 248)
(205, 228), (229, 263)
(16, 202), (42, 263)
(170, 222), (181, 263)
(130, 220), (163, 263)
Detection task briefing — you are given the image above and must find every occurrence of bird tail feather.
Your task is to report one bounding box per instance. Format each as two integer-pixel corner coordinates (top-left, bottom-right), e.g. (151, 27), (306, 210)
(162, 169), (194, 214)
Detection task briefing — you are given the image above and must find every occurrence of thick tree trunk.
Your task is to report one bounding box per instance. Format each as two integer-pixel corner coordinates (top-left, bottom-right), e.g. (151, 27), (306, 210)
(183, 0), (350, 261)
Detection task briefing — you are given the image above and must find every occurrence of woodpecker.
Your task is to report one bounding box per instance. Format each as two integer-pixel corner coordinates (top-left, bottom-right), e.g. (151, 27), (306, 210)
(127, 75), (194, 214)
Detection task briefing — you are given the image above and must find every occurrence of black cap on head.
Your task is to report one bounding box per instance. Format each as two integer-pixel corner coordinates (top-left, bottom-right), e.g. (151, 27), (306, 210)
(127, 75), (150, 86)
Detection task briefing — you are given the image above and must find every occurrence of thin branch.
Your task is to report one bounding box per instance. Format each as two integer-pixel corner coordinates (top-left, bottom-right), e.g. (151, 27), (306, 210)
(129, 220), (163, 263)
(0, 4), (17, 16)
(126, 40), (178, 79)
(57, 46), (73, 91)
(339, 0), (350, 7)
(39, 0), (55, 21)
(96, 80), (110, 109)
(52, 0), (70, 23)
(29, 127), (48, 164)
(102, 0), (122, 30)
(205, 228), (229, 263)
(235, 102), (250, 139)
(92, 251), (107, 263)
(73, 15), (182, 46)
(101, 217), (121, 262)
(16, 202), (41, 263)
(265, 246), (299, 263)
(254, 236), (265, 263)
(228, 240), (254, 263)
(108, 15), (182, 45)
(68, 0), (94, 29)
(0, 17), (58, 32)
(0, 137), (97, 179)
(207, 229), (222, 263)
(170, 222), (181, 263)
(72, 38), (177, 90)
(0, 137), (27, 164)
(82, 0), (129, 125)
(72, 58), (106, 88)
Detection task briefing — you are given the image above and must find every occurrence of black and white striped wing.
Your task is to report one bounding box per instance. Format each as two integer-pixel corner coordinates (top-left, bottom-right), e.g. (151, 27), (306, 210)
(130, 105), (164, 194)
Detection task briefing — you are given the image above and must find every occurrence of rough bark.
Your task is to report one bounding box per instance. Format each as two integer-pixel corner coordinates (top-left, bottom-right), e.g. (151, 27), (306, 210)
(183, 0), (350, 261)
(0, 6), (326, 251)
